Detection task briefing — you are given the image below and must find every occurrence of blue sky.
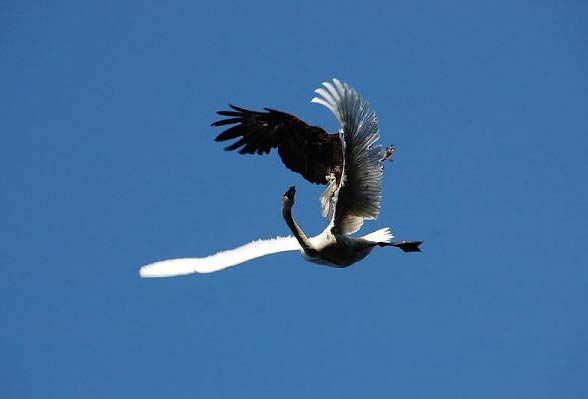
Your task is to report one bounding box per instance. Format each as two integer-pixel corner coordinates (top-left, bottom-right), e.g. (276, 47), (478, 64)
(2, 1), (587, 397)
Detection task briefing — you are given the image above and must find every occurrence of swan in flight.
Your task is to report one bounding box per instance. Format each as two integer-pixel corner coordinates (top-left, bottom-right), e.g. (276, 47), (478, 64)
(140, 79), (421, 278)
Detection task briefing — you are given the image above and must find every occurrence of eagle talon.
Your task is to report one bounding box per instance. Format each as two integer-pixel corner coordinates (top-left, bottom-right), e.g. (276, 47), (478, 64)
(382, 145), (395, 162)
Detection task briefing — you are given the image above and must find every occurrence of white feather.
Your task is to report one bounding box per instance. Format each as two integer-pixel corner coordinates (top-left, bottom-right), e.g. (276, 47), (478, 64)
(319, 176), (337, 219)
(313, 88), (336, 106)
(312, 79), (384, 235)
(140, 236), (300, 277)
(323, 81), (341, 102)
(310, 97), (336, 115)
(361, 227), (394, 244)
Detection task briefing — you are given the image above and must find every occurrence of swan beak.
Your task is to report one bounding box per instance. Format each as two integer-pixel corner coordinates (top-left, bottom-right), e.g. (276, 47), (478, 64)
(283, 186), (296, 200)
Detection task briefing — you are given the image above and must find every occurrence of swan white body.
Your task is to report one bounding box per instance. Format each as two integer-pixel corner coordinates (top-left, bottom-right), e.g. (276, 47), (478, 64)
(139, 227), (394, 277)
(140, 79), (420, 278)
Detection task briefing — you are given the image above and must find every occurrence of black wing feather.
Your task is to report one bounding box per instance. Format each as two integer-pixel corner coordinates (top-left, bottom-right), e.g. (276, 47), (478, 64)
(212, 105), (342, 185)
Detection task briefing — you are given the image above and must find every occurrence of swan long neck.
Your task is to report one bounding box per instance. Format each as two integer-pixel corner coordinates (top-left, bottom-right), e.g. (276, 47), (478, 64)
(282, 205), (316, 255)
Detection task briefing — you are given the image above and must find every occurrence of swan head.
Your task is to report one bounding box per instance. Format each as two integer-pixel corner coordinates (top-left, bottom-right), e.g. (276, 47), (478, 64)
(282, 186), (296, 210)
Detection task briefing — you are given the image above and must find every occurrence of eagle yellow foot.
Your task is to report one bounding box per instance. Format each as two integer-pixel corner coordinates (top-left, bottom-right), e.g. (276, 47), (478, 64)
(382, 145), (395, 162)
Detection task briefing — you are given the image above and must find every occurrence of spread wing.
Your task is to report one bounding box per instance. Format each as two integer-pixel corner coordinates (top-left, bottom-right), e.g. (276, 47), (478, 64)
(312, 79), (384, 235)
(140, 236), (300, 277)
(212, 105), (342, 185)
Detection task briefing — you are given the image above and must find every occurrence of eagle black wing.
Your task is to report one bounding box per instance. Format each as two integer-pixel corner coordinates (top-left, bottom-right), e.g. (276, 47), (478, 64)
(212, 104), (342, 185)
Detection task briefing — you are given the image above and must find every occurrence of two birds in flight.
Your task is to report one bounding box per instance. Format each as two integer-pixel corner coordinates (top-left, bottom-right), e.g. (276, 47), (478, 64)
(140, 79), (422, 277)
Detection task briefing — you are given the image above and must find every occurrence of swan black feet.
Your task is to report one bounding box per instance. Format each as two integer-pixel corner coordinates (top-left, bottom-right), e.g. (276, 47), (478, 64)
(391, 240), (423, 252)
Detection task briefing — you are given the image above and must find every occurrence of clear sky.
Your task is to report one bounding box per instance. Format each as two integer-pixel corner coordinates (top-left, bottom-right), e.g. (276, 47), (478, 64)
(2, 1), (587, 397)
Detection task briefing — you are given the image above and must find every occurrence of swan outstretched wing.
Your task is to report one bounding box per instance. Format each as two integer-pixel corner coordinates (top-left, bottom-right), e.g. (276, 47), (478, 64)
(311, 79), (383, 235)
(212, 105), (342, 185)
(140, 236), (300, 277)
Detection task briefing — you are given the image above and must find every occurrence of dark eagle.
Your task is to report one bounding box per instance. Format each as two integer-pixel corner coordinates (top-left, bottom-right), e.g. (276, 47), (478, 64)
(212, 105), (344, 186)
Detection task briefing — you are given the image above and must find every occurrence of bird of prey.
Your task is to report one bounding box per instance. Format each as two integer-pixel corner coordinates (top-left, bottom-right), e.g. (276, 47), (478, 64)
(140, 80), (421, 277)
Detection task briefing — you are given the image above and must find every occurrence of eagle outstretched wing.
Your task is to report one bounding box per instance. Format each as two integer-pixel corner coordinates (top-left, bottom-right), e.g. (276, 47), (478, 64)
(212, 105), (342, 185)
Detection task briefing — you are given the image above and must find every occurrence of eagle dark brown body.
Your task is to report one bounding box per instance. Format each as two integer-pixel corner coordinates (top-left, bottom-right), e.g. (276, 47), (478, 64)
(212, 105), (343, 186)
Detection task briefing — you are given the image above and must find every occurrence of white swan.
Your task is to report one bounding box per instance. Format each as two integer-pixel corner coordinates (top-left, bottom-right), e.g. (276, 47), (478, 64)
(140, 80), (421, 278)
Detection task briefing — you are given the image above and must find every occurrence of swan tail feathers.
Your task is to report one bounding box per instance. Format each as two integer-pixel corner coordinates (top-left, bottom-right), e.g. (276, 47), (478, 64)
(361, 227), (394, 244)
